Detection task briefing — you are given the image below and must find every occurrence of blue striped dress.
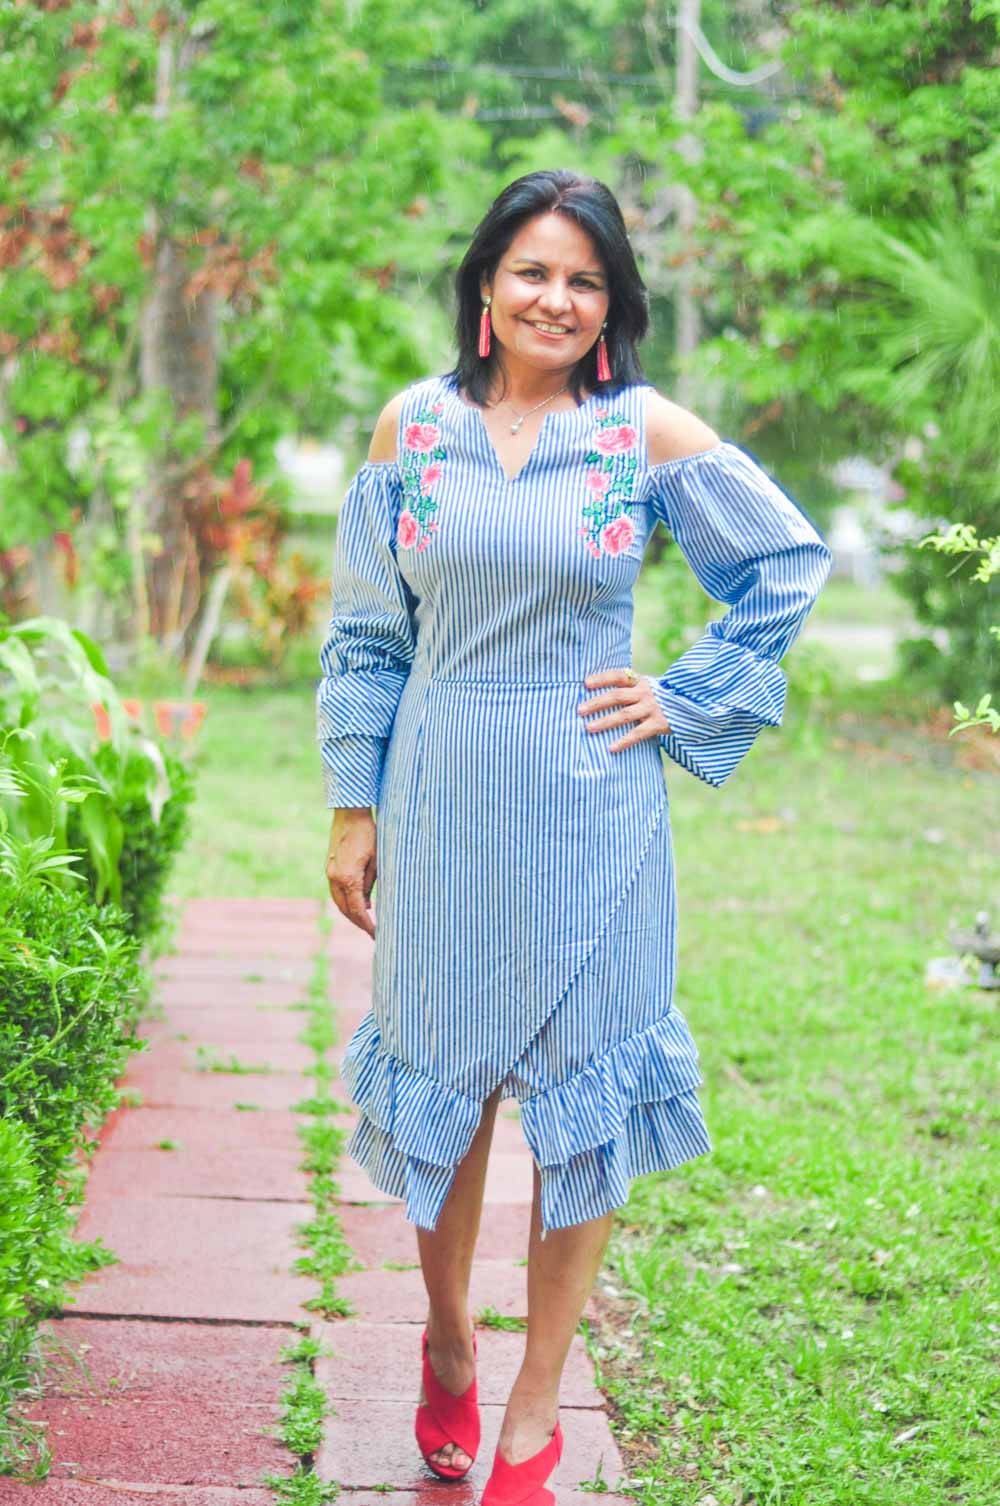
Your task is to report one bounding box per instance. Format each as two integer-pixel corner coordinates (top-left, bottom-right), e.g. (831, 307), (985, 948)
(317, 373), (833, 1234)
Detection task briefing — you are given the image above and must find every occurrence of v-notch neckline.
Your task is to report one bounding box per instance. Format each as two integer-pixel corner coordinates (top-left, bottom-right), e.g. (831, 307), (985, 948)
(453, 381), (599, 486)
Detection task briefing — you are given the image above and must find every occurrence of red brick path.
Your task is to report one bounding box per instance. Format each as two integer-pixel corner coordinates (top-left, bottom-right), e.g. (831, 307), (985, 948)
(7, 899), (630, 1505)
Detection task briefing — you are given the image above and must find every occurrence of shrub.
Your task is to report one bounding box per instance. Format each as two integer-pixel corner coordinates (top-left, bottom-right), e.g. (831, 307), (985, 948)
(64, 742), (195, 945)
(0, 877), (143, 1475)
(0, 618), (195, 946)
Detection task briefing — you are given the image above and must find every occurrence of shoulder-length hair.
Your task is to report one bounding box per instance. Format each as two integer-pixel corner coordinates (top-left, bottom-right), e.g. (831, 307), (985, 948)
(450, 169), (649, 407)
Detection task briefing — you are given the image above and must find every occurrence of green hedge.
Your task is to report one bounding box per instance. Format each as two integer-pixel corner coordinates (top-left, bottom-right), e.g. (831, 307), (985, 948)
(0, 879), (143, 1475)
(0, 619), (196, 1474)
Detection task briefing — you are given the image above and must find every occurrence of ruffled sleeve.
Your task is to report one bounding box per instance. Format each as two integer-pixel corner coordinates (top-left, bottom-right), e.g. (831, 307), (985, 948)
(644, 441), (833, 788)
(316, 461), (417, 808)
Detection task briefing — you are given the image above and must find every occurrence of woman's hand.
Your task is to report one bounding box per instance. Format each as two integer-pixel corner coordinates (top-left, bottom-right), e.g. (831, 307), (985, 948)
(577, 668), (672, 751)
(326, 808), (378, 938)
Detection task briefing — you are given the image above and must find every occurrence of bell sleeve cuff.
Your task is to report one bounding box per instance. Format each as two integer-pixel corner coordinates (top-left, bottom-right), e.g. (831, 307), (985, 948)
(316, 461), (417, 809)
(645, 442), (833, 788)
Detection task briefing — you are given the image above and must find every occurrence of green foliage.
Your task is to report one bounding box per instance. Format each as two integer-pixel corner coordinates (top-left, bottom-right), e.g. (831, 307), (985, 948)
(66, 742), (194, 942)
(0, 616), (193, 1469)
(919, 523), (1000, 730)
(0, 618), (194, 942)
(0, 881), (143, 1184)
(0, 879), (143, 1476)
(0, 1116), (50, 1477)
(611, 0), (1000, 701)
(0, 0), (482, 627)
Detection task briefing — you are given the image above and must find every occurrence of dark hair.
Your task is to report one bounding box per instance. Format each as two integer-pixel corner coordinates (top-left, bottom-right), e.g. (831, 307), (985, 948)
(450, 169), (649, 406)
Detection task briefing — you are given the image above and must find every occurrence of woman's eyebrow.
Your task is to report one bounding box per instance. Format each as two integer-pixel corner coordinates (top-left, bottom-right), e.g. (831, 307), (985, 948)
(510, 257), (606, 278)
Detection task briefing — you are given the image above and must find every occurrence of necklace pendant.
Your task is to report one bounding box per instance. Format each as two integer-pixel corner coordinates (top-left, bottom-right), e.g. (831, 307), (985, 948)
(510, 418), (523, 434)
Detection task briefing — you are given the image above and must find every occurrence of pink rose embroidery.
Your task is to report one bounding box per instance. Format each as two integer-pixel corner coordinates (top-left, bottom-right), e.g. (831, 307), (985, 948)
(600, 514), (635, 556)
(403, 422), (440, 452)
(594, 424), (637, 455)
(397, 510), (419, 549)
(399, 400), (447, 550)
(580, 409), (640, 558)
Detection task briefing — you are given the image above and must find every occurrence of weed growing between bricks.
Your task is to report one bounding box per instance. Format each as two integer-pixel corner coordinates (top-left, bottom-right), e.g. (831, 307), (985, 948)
(266, 1333), (339, 1506)
(264, 912), (355, 1506)
(291, 941), (356, 1318)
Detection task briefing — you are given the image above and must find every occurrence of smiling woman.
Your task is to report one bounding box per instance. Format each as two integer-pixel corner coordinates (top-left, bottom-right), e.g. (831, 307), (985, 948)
(317, 168), (833, 1504)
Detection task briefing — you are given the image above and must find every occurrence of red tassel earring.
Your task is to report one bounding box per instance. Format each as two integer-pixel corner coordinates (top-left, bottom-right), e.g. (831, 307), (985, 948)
(478, 296), (492, 359)
(596, 322), (611, 383)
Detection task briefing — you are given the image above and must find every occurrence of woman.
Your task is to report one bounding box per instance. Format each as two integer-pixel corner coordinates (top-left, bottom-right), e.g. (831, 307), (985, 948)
(318, 169), (832, 1505)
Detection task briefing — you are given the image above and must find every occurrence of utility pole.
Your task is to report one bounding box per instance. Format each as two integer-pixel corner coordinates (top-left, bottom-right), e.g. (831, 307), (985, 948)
(674, 0), (703, 412)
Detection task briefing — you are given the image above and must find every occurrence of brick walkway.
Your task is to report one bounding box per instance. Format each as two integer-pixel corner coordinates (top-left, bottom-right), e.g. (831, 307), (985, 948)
(12, 899), (630, 1505)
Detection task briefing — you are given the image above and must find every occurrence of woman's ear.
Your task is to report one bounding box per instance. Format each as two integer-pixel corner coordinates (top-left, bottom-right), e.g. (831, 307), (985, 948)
(479, 275), (492, 303)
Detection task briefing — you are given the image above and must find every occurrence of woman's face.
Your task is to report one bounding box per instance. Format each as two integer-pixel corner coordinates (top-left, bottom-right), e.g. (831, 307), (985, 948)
(481, 212), (611, 377)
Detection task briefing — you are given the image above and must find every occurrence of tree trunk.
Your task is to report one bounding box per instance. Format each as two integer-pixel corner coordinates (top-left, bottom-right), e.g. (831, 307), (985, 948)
(138, 24), (220, 654)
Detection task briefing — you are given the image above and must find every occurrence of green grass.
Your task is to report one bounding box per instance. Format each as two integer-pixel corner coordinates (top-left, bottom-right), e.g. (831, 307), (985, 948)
(169, 685), (330, 901)
(175, 667), (997, 1506)
(475, 1305), (527, 1332)
(194, 1045), (275, 1075)
(804, 573), (915, 630)
(266, 919), (352, 1504)
(592, 710), (999, 1505)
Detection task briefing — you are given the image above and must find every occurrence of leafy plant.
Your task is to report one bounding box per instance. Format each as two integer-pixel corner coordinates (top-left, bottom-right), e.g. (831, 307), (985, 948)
(0, 877), (142, 1476)
(0, 618), (195, 942)
(615, 0), (1000, 702)
(918, 523), (1000, 733)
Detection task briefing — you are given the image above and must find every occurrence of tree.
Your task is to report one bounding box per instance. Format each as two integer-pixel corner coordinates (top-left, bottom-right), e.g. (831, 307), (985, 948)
(611, 0), (1000, 698)
(0, 0), (478, 654)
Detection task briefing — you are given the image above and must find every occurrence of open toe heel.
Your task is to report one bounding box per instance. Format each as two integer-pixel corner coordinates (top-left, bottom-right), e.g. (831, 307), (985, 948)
(481, 1419), (563, 1506)
(414, 1328), (480, 1481)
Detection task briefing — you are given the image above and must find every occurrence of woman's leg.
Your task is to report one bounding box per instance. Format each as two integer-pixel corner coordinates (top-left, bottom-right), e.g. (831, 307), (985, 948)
(498, 1165), (614, 1464)
(415, 1084), (503, 1472)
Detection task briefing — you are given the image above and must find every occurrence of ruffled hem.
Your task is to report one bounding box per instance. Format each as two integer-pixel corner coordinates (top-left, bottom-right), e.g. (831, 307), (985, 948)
(341, 1008), (711, 1234)
(345, 1114), (460, 1228)
(537, 1088), (712, 1232)
(518, 1009), (704, 1168)
(341, 1012), (484, 1169)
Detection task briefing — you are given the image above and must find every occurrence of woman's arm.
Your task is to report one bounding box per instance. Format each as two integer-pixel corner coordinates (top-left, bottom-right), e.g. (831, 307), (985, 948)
(643, 394), (833, 787)
(316, 389), (416, 810)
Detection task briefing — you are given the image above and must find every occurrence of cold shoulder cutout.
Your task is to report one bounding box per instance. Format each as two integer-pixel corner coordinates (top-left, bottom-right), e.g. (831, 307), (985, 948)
(367, 390), (408, 464)
(644, 388), (721, 467)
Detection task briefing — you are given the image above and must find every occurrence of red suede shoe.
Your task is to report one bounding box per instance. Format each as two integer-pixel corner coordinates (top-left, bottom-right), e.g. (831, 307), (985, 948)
(414, 1328), (480, 1481)
(481, 1419), (564, 1506)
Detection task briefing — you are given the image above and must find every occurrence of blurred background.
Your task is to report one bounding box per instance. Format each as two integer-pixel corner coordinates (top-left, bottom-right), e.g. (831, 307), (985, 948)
(1, 6), (998, 1497)
(2, 0), (997, 715)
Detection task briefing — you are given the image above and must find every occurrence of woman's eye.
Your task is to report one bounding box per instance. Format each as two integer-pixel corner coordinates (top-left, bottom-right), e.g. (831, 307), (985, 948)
(515, 268), (601, 290)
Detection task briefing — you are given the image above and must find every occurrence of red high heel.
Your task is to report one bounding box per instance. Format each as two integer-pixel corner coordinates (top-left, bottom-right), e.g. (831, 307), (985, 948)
(414, 1328), (480, 1481)
(481, 1419), (564, 1506)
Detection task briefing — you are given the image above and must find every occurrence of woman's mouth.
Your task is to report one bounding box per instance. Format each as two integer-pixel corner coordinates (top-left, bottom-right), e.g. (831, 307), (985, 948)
(523, 319), (574, 339)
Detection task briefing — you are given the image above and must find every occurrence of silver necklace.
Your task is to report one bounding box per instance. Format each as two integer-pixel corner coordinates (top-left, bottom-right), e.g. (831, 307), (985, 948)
(490, 384), (570, 435)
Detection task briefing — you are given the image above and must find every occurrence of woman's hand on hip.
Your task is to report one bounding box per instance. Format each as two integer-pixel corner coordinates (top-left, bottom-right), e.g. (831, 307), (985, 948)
(326, 808), (377, 938)
(577, 668), (671, 751)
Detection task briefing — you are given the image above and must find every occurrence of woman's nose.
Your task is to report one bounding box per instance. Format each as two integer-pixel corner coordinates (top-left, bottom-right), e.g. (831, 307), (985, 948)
(537, 282), (572, 315)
